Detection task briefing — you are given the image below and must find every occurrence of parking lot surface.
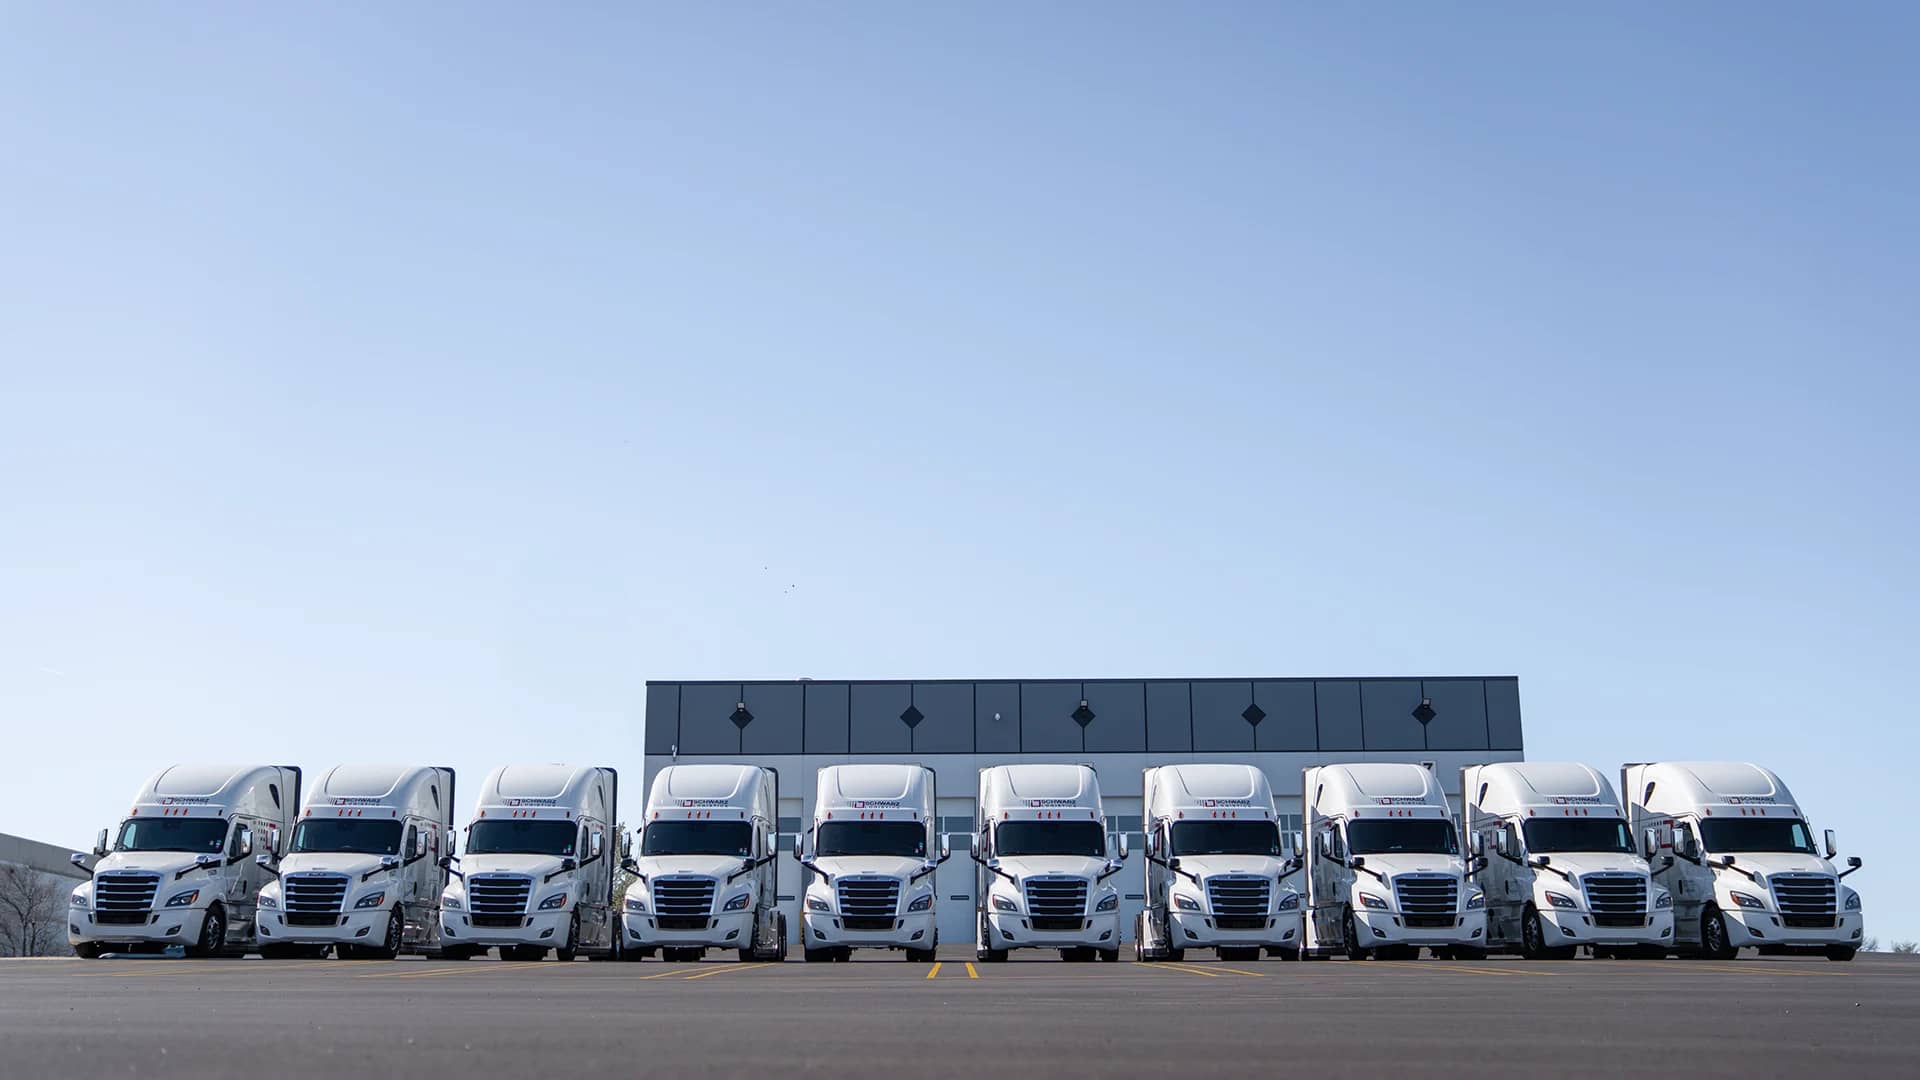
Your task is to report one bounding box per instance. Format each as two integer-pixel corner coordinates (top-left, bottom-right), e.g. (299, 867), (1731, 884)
(2, 949), (1913, 1078)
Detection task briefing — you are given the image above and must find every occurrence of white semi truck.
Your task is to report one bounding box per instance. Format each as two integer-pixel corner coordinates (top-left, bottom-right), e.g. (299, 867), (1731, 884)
(1302, 763), (1487, 960)
(439, 765), (623, 961)
(1623, 761), (1864, 961)
(795, 763), (949, 962)
(255, 765), (455, 959)
(69, 764), (301, 959)
(621, 764), (786, 962)
(972, 763), (1126, 962)
(1135, 763), (1302, 962)
(1462, 761), (1673, 959)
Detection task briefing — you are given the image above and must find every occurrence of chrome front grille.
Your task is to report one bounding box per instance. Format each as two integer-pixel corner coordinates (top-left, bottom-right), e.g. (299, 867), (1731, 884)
(1583, 873), (1648, 928)
(652, 877), (716, 929)
(1394, 875), (1458, 928)
(93, 873), (158, 925)
(283, 874), (348, 926)
(467, 875), (532, 928)
(1772, 874), (1837, 928)
(1206, 875), (1271, 930)
(836, 877), (901, 931)
(1024, 877), (1088, 931)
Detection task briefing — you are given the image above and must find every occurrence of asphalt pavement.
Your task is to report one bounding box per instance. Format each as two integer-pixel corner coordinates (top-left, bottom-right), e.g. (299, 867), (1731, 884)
(2, 948), (1913, 1078)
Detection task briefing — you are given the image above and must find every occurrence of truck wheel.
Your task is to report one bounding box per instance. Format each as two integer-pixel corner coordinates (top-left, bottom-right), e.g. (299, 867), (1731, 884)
(1700, 905), (1737, 960)
(74, 942), (105, 959)
(976, 914), (1008, 963)
(1167, 946), (1185, 963)
(1520, 905), (1548, 959)
(1825, 945), (1858, 962)
(188, 905), (227, 958)
(906, 946), (935, 963)
(1342, 908), (1370, 961)
(556, 912), (581, 962)
(374, 908), (404, 960)
(1098, 948), (1120, 962)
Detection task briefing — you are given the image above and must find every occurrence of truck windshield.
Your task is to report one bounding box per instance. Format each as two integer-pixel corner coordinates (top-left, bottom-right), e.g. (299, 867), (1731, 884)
(290, 819), (404, 856)
(1348, 819), (1458, 856)
(465, 820), (575, 857)
(995, 821), (1106, 858)
(815, 821), (925, 858)
(1699, 818), (1817, 855)
(1169, 820), (1281, 857)
(116, 818), (227, 854)
(1523, 818), (1633, 855)
(641, 821), (753, 857)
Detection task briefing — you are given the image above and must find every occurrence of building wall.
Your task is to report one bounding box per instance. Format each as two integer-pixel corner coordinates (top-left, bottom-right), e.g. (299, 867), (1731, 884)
(642, 677), (1524, 950)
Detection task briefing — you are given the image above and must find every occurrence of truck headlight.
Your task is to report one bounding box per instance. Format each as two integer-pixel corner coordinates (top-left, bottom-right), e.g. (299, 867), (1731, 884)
(805, 895), (830, 913)
(165, 890), (199, 908)
(1730, 892), (1766, 910)
(1096, 893), (1119, 913)
(1173, 894), (1200, 912)
(908, 893), (933, 913)
(1275, 892), (1301, 912)
(1544, 891), (1578, 910)
(71, 892), (89, 910)
(1655, 891), (1673, 910)
(538, 893), (568, 911)
(354, 892), (386, 910)
(1466, 892), (1486, 911)
(991, 894), (1019, 913)
(1358, 893), (1389, 911)
(1844, 893), (1860, 912)
(722, 892), (751, 912)
(441, 894), (460, 910)
(625, 895), (648, 913)
(258, 894), (277, 910)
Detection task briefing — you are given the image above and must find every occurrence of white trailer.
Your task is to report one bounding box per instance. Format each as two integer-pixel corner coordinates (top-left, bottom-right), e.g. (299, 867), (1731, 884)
(1302, 763), (1486, 960)
(972, 763), (1126, 963)
(1462, 762), (1673, 959)
(1135, 763), (1302, 962)
(795, 764), (949, 962)
(621, 765), (786, 962)
(1623, 761), (1864, 961)
(69, 764), (301, 959)
(439, 765), (623, 961)
(256, 765), (455, 959)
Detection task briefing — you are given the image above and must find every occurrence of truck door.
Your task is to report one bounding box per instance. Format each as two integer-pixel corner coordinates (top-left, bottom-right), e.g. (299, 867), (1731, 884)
(226, 822), (256, 938)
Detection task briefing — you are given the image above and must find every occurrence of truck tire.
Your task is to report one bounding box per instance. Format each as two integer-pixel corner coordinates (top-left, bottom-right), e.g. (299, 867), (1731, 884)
(1825, 945), (1858, 962)
(1342, 908), (1370, 961)
(74, 942), (105, 959)
(373, 908), (404, 960)
(976, 914), (1008, 963)
(1097, 948), (1120, 962)
(1699, 905), (1737, 960)
(556, 912), (580, 962)
(188, 904), (227, 958)
(1167, 946), (1185, 963)
(1521, 906), (1576, 961)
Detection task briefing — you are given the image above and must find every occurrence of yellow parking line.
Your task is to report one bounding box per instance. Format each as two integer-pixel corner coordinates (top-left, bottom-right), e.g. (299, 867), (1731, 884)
(925, 962), (943, 979)
(1686, 962), (1848, 979)
(1147, 963), (1222, 978)
(1209, 965), (1265, 978)
(359, 961), (545, 980)
(965, 962), (978, 979)
(1414, 963), (1552, 978)
(679, 960), (760, 980)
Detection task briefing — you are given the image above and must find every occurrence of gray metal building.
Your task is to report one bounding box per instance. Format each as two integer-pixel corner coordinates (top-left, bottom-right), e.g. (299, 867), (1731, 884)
(642, 676), (1524, 950)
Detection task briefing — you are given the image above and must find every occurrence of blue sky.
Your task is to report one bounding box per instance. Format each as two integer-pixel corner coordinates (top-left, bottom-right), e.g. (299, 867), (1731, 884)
(4, 5), (1915, 942)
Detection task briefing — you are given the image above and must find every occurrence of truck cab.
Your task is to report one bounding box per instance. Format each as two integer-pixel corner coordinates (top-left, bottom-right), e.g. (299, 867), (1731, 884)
(256, 765), (455, 959)
(796, 764), (948, 962)
(973, 764), (1126, 963)
(1302, 763), (1486, 960)
(1463, 762), (1673, 959)
(439, 765), (622, 961)
(621, 764), (786, 962)
(69, 764), (301, 959)
(1135, 764), (1302, 962)
(1624, 762), (1864, 961)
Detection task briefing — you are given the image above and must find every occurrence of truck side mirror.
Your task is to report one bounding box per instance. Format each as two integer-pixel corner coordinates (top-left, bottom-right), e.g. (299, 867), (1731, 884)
(93, 828), (109, 858)
(447, 831), (458, 856)
(255, 853), (275, 870)
(938, 835), (951, 861)
(1348, 855), (1365, 871)
(1643, 829), (1659, 861)
(621, 857), (639, 874)
(380, 855), (400, 872)
(620, 833), (630, 859)
(70, 852), (89, 870)
(562, 857), (579, 873)
(436, 855), (453, 870)
(237, 832), (253, 857)
(793, 832), (804, 860)
(590, 832), (604, 859)
(1290, 831), (1304, 858)
(1117, 833), (1129, 861)
(1528, 854), (1551, 869)
(1167, 856), (1182, 872)
(1824, 829), (1838, 859)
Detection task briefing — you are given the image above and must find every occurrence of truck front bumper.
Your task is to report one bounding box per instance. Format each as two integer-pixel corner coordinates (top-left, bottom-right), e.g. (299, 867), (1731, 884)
(1538, 908), (1674, 946)
(440, 908), (572, 948)
(984, 910), (1122, 951)
(257, 907), (392, 947)
(70, 907), (211, 948)
(1722, 908), (1864, 948)
(1168, 910), (1300, 950)
(802, 909), (936, 950)
(623, 909), (754, 951)
(1354, 909), (1488, 948)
